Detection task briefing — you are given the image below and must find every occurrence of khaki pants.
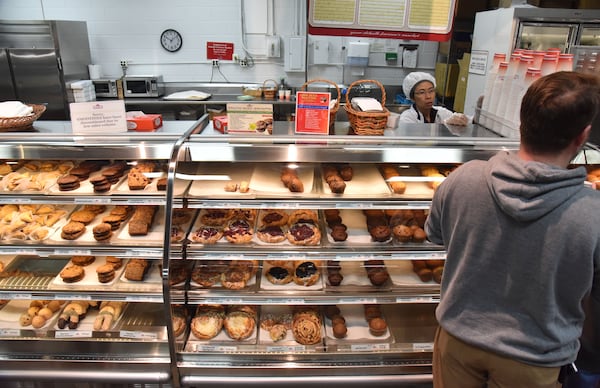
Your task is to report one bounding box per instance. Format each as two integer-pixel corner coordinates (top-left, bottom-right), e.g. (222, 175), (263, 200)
(433, 327), (562, 388)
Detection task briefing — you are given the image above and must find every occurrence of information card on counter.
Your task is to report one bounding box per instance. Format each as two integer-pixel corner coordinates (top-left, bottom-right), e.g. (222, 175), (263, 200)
(295, 91), (330, 135)
(69, 100), (127, 134)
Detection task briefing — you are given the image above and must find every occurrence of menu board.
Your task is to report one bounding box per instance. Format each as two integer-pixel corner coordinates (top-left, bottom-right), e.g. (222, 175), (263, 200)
(308, 0), (456, 41)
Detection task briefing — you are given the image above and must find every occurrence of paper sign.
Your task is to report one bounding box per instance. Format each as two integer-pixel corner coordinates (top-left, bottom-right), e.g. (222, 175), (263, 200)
(226, 103), (273, 134)
(295, 91), (330, 135)
(469, 50), (489, 75)
(207, 42), (234, 60)
(70, 100), (127, 134)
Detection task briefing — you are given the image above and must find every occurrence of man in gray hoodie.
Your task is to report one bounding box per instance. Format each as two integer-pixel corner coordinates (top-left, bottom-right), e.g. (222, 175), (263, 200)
(425, 71), (600, 388)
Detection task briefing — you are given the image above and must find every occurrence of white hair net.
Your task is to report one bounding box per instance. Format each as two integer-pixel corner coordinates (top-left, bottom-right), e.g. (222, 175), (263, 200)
(402, 72), (436, 98)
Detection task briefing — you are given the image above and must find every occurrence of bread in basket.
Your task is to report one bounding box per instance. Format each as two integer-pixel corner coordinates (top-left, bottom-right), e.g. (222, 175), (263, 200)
(0, 104), (46, 131)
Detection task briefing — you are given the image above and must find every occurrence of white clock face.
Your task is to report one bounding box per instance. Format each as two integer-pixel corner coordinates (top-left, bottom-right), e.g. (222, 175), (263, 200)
(160, 29), (182, 52)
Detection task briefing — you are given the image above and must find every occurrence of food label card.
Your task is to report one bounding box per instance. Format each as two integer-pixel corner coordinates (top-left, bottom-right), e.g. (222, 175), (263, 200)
(70, 100), (127, 134)
(226, 103), (273, 134)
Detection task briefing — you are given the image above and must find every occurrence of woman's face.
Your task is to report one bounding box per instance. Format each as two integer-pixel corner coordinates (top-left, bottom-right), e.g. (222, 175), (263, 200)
(412, 81), (436, 112)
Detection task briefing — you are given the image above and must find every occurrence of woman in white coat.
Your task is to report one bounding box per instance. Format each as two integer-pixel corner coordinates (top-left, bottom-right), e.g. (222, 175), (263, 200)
(399, 72), (470, 125)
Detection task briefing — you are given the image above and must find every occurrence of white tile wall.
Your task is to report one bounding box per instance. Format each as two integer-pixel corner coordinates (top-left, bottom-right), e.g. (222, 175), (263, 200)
(0, 0), (438, 88)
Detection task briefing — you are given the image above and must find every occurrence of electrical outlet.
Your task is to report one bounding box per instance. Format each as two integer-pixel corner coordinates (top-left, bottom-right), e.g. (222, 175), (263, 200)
(239, 59), (248, 68)
(120, 60), (128, 68)
(212, 60), (219, 68)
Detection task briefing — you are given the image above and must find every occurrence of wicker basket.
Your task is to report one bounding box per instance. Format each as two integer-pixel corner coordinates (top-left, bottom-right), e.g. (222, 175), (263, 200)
(0, 104), (46, 131)
(300, 79), (341, 131)
(344, 79), (389, 136)
(262, 79), (278, 100)
(242, 86), (263, 98)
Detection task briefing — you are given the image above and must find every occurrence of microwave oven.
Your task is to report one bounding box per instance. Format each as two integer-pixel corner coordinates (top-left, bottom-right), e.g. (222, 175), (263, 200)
(92, 79), (118, 98)
(123, 75), (164, 98)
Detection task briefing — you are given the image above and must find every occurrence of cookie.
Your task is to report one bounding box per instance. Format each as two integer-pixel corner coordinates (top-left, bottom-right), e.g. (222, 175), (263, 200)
(69, 166), (91, 181)
(60, 265), (85, 283)
(57, 174), (80, 191)
(105, 256), (123, 270)
(93, 223), (112, 241)
(71, 255), (96, 266)
(96, 264), (116, 283)
(61, 221), (86, 240)
(90, 175), (111, 193)
(70, 209), (96, 225)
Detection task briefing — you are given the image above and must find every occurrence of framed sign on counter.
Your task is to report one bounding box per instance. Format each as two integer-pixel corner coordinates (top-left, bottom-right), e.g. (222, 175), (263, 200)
(308, 0), (457, 41)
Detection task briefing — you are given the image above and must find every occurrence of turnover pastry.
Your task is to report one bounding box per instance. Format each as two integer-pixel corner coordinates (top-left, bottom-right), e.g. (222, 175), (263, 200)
(292, 308), (322, 345)
(293, 260), (321, 287)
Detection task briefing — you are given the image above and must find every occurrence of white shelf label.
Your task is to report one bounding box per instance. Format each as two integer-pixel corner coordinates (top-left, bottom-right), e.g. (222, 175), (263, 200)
(267, 345), (306, 352)
(6, 293), (31, 300)
(194, 344), (238, 352)
(0, 328), (20, 337)
(53, 249), (92, 256)
(74, 198), (112, 204)
(120, 330), (158, 340)
(351, 343), (390, 352)
(55, 330), (92, 338)
(57, 295), (91, 301)
(413, 342), (434, 351)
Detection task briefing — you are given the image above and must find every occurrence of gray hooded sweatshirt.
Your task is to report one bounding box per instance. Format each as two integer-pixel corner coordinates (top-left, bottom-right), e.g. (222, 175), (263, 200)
(425, 150), (600, 367)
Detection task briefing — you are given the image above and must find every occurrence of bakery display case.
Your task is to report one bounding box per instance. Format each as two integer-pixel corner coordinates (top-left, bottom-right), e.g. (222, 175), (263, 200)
(0, 115), (597, 388)
(0, 120), (199, 386)
(169, 117), (523, 388)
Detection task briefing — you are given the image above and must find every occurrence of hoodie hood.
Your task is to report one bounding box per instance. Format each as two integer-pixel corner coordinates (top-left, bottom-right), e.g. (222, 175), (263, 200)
(485, 151), (587, 222)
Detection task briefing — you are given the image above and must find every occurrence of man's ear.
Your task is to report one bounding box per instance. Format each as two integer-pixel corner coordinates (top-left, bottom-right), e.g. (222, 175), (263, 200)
(575, 124), (592, 149)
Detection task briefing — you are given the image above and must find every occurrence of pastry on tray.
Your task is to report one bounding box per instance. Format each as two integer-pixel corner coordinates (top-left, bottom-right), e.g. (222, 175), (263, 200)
(291, 307), (322, 345)
(223, 219), (253, 244)
(293, 260), (321, 287)
(265, 260), (294, 285)
(189, 226), (223, 244)
(259, 209), (288, 227)
(286, 223), (321, 246)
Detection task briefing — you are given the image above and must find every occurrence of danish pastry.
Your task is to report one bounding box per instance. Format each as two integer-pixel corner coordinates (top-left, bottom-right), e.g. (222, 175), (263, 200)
(293, 260), (321, 287)
(189, 226), (223, 244)
(288, 210), (318, 226)
(292, 309), (322, 345)
(265, 260), (294, 285)
(224, 310), (256, 340)
(223, 219), (253, 244)
(256, 225), (286, 243)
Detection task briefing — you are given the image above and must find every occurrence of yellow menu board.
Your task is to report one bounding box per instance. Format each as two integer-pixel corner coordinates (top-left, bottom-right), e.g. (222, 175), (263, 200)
(309, 0), (456, 40)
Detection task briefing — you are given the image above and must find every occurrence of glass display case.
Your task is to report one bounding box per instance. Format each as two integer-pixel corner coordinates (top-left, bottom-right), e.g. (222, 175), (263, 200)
(0, 116), (597, 388)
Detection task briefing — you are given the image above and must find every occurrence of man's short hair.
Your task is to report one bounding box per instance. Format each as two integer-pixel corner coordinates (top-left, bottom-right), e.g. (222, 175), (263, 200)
(520, 71), (600, 154)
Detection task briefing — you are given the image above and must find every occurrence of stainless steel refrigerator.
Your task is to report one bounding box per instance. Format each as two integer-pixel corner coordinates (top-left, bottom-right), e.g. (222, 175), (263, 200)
(0, 20), (92, 120)
(463, 7), (600, 117)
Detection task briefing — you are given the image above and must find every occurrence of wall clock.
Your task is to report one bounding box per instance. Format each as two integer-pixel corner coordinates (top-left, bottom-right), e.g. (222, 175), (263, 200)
(160, 29), (182, 52)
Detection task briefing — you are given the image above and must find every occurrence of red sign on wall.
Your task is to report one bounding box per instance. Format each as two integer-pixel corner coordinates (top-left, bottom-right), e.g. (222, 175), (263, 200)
(207, 42), (234, 60)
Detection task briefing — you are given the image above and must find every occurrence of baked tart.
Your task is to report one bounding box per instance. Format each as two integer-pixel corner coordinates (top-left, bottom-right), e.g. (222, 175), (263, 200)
(223, 219), (253, 244)
(200, 209), (234, 226)
(288, 209), (318, 226)
(233, 209), (257, 223)
(191, 266), (222, 288)
(189, 226), (223, 244)
(220, 266), (248, 290)
(190, 305), (225, 340)
(259, 210), (288, 227)
(286, 223), (321, 246)
(256, 225), (286, 243)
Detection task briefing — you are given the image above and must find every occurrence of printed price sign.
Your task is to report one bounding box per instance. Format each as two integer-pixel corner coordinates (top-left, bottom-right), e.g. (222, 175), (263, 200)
(70, 100), (127, 134)
(295, 91), (330, 135)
